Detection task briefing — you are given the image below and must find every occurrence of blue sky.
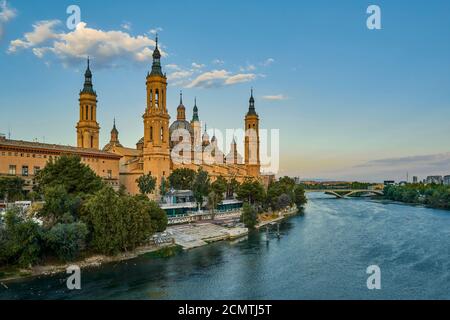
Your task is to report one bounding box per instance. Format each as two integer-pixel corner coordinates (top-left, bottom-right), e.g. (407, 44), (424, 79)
(1, 0), (450, 182)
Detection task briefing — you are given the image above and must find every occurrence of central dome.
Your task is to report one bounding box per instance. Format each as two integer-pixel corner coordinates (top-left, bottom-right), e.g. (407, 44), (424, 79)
(169, 120), (193, 148)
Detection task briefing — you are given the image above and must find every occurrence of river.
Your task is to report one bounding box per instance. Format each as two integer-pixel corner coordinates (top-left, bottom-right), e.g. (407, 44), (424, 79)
(2, 193), (450, 300)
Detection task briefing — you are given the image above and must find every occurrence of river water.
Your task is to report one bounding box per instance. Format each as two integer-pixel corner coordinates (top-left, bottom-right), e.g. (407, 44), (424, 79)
(2, 193), (450, 300)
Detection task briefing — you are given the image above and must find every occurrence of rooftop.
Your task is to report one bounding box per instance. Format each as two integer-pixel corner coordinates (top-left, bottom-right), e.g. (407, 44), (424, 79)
(0, 138), (121, 159)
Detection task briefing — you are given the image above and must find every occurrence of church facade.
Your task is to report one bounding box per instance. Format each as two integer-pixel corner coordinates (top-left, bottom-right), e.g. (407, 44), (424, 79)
(77, 37), (264, 196)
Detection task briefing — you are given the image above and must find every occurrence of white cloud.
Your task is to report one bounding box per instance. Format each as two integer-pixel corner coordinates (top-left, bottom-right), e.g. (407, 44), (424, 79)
(212, 59), (224, 65)
(0, 0), (16, 39)
(186, 69), (256, 88)
(239, 64), (256, 72)
(225, 73), (256, 85)
(191, 62), (205, 69)
(262, 58), (275, 66)
(149, 27), (163, 35)
(8, 21), (164, 68)
(8, 20), (60, 52)
(262, 94), (287, 101)
(167, 70), (193, 81)
(166, 63), (180, 70)
(121, 22), (132, 31)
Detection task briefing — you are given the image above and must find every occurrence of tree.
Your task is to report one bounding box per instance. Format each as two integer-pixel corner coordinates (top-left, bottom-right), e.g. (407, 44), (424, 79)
(227, 178), (240, 199)
(0, 208), (43, 267)
(212, 176), (227, 202)
(82, 187), (157, 255)
(293, 185), (307, 208)
(241, 202), (257, 229)
(0, 176), (25, 202)
(237, 179), (265, 206)
(168, 168), (196, 190)
(192, 168), (210, 210)
(160, 176), (168, 198)
(136, 173), (156, 196)
(44, 222), (88, 262)
(276, 193), (292, 210)
(38, 185), (82, 227)
(134, 194), (168, 232)
(34, 155), (104, 196)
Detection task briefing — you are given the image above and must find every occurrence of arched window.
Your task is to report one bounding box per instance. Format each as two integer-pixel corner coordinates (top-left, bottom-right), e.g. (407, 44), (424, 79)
(155, 89), (159, 109)
(149, 89), (153, 107)
(150, 126), (153, 141)
(160, 126), (164, 142)
(90, 135), (94, 148)
(85, 105), (89, 120)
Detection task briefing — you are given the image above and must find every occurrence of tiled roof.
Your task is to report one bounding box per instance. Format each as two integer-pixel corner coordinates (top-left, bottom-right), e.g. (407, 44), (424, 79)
(0, 139), (121, 159)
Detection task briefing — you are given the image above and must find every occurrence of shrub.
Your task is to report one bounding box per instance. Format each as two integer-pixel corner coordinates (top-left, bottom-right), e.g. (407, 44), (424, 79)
(44, 222), (88, 262)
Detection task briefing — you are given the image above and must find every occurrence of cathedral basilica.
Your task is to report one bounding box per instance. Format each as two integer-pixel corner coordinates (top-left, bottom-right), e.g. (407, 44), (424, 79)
(75, 37), (264, 195)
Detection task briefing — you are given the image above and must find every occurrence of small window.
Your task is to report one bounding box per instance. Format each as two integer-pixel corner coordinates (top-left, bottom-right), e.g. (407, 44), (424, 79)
(22, 166), (29, 177)
(34, 166), (40, 175)
(107, 170), (112, 179)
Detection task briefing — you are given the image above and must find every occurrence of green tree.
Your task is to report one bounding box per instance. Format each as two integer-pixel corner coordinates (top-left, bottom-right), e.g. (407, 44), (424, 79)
(227, 178), (240, 198)
(38, 185), (81, 226)
(44, 222), (88, 262)
(82, 187), (156, 255)
(212, 176), (227, 202)
(276, 193), (292, 210)
(160, 176), (168, 198)
(293, 184), (307, 208)
(134, 194), (168, 232)
(0, 208), (43, 267)
(136, 173), (156, 196)
(192, 168), (210, 210)
(168, 168), (196, 190)
(34, 155), (104, 196)
(241, 202), (258, 229)
(0, 176), (25, 202)
(236, 179), (265, 206)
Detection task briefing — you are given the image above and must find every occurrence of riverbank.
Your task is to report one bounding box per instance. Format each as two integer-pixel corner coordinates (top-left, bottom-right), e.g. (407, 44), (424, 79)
(256, 205), (299, 229)
(0, 242), (176, 284)
(0, 206), (300, 284)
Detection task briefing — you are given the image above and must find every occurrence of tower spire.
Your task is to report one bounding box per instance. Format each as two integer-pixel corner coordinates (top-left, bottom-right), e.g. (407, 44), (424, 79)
(192, 97), (199, 122)
(82, 57), (95, 95)
(247, 87), (256, 116)
(150, 34), (163, 76)
(180, 90), (183, 105)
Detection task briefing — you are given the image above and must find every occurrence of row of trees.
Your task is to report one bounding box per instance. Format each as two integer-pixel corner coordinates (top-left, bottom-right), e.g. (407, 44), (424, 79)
(0, 155), (167, 267)
(384, 184), (450, 209)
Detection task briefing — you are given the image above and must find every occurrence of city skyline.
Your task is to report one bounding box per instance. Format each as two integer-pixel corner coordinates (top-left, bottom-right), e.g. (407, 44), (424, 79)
(1, 0), (450, 182)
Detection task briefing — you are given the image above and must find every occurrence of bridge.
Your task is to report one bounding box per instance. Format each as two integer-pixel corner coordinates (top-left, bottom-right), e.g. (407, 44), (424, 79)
(306, 189), (384, 199)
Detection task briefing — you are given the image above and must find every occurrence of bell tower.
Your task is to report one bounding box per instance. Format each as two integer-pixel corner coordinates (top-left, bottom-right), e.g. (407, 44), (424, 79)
(142, 35), (171, 194)
(76, 58), (100, 149)
(244, 89), (260, 177)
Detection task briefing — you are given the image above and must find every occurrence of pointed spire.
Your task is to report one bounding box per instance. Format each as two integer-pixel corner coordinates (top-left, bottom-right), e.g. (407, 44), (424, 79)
(81, 57), (95, 95)
(150, 34), (163, 76)
(247, 87), (257, 116)
(180, 90), (183, 105)
(192, 97), (199, 122)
